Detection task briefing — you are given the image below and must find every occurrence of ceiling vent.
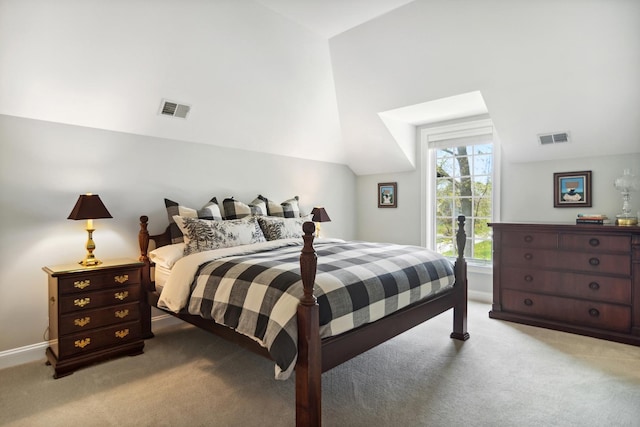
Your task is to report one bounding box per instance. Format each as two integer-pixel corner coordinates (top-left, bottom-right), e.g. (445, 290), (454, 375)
(159, 99), (191, 119)
(538, 131), (570, 145)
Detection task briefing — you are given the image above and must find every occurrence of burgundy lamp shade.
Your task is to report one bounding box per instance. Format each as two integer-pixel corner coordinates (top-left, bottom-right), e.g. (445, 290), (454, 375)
(311, 207), (331, 222)
(68, 194), (112, 220)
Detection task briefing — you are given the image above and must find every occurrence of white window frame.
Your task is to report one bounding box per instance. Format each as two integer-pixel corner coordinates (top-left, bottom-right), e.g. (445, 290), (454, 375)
(419, 117), (500, 268)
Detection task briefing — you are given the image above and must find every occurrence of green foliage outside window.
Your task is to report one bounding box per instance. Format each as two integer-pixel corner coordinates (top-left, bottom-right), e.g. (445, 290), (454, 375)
(435, 144), (492, 262)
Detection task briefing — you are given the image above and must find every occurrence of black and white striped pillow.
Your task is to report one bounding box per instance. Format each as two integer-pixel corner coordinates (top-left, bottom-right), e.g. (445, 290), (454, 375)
(165, 197), (222, 244)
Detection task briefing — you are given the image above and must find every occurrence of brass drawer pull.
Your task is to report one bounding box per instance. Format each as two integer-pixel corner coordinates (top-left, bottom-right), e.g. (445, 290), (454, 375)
(588, 308), (600, 317)
(524, 253), (533, 261)
(589, 257), (600, 266)
(524, 298), (533, 306)
(524, 275), (533, 282)
(74, 317), (91, 327)
(115, 309), (130, 319)
(114, 291), (129, 301)
(589, 238), (600, 247)
(74, 338), (91, 349)
(588, 282), (600, 290)
(114, 275), (129, 284)
(74, 280), (91, 290)
(115, 329), (129, 339)
(524, 235), (533, 243)
(74, 298), (91, 308)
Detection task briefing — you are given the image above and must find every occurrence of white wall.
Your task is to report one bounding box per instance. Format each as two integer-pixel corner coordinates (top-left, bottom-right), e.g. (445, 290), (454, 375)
(0, 0), (344, 165)
(0, 114), (356, 353)
(500, 152), (640, 223)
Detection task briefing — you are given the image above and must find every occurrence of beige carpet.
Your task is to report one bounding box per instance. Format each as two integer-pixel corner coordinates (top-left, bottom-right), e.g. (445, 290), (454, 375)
(1, 301), (639, 427)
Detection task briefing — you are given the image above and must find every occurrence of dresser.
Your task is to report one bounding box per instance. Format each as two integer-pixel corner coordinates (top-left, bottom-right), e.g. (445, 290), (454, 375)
(489, 223), (640, 346)
(44, 259), (145, 378)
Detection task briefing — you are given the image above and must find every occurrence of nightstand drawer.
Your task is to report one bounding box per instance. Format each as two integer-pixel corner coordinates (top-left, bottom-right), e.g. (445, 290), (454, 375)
(502, 289), (631, 332)
(500, 267), (632, 304)
(59, 285), (140, 313)
(58, 321), (142, 358)
(59, 302), (140, 335)
(58, 268), (141, 295)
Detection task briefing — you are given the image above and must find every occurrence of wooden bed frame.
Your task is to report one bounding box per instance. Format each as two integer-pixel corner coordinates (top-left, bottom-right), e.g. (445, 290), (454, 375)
(138, 215), (470, 426)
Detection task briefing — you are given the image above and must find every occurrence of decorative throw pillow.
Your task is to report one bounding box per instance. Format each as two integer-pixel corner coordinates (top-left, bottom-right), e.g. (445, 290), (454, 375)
(257, 214), (312, 241)
(222, 197), (268, 219)
(165, 197), (223, 244)
(258, 195), (300, 218)
(174, 215), (266, 255)
(249, 196), (267, 216)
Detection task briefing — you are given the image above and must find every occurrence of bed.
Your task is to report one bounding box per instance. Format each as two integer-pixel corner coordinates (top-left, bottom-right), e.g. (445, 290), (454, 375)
(137, 213), (469, 426)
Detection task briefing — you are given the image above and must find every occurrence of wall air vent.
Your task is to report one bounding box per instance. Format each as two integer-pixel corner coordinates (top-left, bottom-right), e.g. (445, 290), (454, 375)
(538, 131), (570, 145)
(159, 99), (191, 119)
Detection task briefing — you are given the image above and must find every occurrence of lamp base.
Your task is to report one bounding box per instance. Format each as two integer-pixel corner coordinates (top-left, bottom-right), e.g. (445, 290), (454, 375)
(79, 258), (102, 267)
(616, 215), (638, 226)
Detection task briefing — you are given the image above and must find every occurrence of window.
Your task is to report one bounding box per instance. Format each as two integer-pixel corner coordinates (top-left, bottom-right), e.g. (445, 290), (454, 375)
(421, 118), (499, 264)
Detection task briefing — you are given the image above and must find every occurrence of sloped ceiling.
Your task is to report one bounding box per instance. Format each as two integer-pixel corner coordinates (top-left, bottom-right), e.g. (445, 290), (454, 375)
(329, 0), (640, 175)
(1, 1), (639, 176)
(254, 0), (415, 38)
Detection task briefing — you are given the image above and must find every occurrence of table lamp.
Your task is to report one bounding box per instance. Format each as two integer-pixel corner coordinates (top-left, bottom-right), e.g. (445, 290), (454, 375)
(311, 207), (331, 237)
(613, 169), (640, 226)
(68, 193), (113, 266)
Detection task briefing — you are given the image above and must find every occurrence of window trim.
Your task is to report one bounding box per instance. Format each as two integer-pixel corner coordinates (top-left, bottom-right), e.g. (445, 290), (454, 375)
(419, 117), (501, 263)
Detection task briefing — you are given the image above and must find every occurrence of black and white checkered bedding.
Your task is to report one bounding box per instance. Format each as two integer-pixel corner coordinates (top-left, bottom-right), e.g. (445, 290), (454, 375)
(187, 241), (455, 379)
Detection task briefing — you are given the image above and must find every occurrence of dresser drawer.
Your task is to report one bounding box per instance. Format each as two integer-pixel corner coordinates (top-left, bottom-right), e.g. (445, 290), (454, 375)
(59, 285), (140, 313)
(58, 268), (141, 295)
(500, 267), (632, 304)
(500, 231), (557, 249)
(502, 248), (631, 276)
(502, 289), (631, 332)
(560, 233), (631, 253)
(58, 321), (142, 358)
(59, 302), (140, 335)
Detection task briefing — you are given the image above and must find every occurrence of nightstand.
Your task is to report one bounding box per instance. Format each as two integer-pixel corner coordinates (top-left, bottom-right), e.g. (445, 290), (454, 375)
(44, 259), (145, 378)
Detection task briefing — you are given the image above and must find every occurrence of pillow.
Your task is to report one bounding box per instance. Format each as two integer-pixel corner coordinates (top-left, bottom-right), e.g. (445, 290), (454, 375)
(174, 215), (266, 255)
(258, 195), (300, 218)
(222, 197), (267, 219)
(257, 214), (312, 241)
(149, 243), (185, 269)
(165, 197), (223, 244)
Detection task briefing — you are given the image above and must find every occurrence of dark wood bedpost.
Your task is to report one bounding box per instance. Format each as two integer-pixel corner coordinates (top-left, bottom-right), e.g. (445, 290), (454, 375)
(139, 216), (154, 339)
(296, 221), (321, 427)
(450, 215), (470, 340)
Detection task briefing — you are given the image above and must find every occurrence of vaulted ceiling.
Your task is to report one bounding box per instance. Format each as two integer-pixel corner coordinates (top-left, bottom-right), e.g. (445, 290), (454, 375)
(1, 1), (638, 176)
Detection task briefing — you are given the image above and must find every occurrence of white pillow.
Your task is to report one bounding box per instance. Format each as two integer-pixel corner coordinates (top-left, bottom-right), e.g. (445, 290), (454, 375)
(257, 214), (312, 241)
(173, 215), (266, 255)
(149, 243), (185, 269)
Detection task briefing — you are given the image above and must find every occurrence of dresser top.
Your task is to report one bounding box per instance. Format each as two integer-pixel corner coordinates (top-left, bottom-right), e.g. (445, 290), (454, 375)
(43, 258), (143, 276)
(489, 222), (640, 234)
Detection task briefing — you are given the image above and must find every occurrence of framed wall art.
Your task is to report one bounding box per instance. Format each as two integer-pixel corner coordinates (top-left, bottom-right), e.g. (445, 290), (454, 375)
(553, 170), (592, 208)
(378, 182), (397, 208)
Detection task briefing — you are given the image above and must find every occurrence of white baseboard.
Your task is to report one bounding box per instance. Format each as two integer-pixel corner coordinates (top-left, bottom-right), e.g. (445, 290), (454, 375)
(468, 290), (492, 304)
(0, 341), (49, 371)
(0, 313), (184, 371)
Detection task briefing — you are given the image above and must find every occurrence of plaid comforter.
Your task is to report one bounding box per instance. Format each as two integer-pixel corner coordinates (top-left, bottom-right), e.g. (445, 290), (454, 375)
(187, 241), (455, 379)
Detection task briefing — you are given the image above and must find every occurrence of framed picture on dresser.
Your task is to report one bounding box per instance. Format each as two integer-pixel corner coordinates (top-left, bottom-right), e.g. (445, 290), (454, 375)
(553, 170), (592, 208)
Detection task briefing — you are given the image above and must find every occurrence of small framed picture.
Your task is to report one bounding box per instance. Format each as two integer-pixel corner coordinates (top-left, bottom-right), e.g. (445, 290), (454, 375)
(378, 182), (397, 208)
(553, 171), (592, 208)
